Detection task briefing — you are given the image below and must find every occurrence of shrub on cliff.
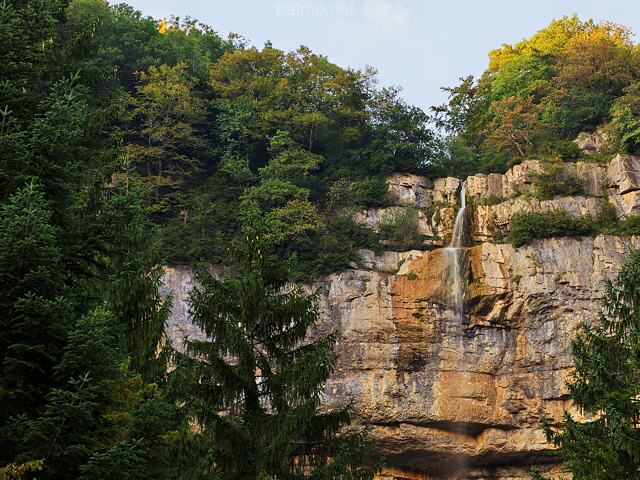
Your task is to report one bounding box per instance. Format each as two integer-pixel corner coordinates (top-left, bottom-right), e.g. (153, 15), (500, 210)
(508, 208), (596, 247)
(532, 162), (584, 200)
(378, 207), (424, 251)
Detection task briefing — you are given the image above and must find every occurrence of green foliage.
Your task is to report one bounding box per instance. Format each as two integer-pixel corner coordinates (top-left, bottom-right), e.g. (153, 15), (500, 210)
(0, 182), (68, 422)
(365, 89), (439, 175)
(542, 249), (640, 479)
(240, 130), (322, 210)
(620, 218), (640, 237)
(475, 194), (507, 206)
(159, 172), (243, 265)
(102, 179), (172, 382)
(482, 96), (551, 158)
(595, 200), (620, 231)
(7, 310), (177, 480)
(13, 1), (640, 479)
(534, 138), (583, 161)
(608, 83), (640, 154)
(434, 16), (640, 169)
(0, 0), (67, 98)
(508, 200), (624, 247)
(282, 215), (382, 283)
(168, 212), (381, 479)
(508, 208), (596, 247)
(347, 176), (390, 208)
(378, 207), (424, 251)
(433, 135), (478, 178)
(123, 62), (207, 209)
(0, 4), (178, 477)
(532, 162), (584, 200)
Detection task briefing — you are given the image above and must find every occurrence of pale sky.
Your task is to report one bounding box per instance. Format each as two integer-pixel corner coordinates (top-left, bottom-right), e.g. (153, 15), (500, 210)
(121, 0), (640, 113)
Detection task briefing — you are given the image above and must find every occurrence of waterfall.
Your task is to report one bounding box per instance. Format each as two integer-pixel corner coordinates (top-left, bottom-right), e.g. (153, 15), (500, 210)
(445, 180), (469, 479)
(445, 181), (466, 320)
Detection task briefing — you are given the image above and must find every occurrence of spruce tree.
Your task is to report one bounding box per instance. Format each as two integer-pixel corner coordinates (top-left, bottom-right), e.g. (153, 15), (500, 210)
(169, 208), (380, 480)
(102, 178), (172, 382)
(0, 182), (68, 425)
(540, 248), (640, 479)
(9, 309), (177, 480)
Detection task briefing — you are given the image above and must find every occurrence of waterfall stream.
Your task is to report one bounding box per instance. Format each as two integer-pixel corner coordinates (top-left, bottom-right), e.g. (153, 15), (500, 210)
(446, 181), (468, 478)
(445, 181), (466, 320)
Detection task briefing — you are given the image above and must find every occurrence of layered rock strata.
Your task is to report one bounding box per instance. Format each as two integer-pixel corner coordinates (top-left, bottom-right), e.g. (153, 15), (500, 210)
(162, 154), (640, 479)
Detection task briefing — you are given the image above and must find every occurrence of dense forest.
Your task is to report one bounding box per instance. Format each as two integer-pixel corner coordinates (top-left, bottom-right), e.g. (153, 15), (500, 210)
(3, 0), (640, 477)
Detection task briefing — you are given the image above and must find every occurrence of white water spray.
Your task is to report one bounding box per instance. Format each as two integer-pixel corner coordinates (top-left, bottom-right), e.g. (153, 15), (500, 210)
(446, 181), (469, 478)
(445, 181), (466, 320)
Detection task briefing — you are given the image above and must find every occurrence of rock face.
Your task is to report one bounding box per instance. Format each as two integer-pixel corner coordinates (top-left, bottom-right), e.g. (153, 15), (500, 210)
(316, 236), (635, 479)
(573, 129), (609, 155)
(162, 155), (640, 480)
(607, 153), (640, 217)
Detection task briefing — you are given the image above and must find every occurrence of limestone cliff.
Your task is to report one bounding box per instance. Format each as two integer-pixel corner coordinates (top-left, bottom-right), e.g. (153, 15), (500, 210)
(161, 154), (640, 480)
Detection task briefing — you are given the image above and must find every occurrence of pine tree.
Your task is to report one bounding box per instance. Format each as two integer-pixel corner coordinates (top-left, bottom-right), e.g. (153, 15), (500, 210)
(102, 178), (172, 382)
(0, 182), (69, 428)
(168, 207), (380, 479)
(540, 248), (640, 479)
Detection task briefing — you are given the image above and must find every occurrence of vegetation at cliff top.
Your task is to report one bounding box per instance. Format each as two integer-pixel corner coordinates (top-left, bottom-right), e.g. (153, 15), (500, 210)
(107, 10), (640, 275)
(45, 4), (640, 278)
(433, 15), (640, 173)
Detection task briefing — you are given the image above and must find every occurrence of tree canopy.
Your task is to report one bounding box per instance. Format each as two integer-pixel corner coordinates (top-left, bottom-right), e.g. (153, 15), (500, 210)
(433, 15), (640, 173)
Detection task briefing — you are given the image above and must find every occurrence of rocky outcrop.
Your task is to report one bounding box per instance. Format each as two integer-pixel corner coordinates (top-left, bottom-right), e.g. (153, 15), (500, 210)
(359, 156), (640, 246)
(162, 154), (640, 479)
(607, 153), (640, 217)
(387, 173), (434, 208)
(315, 235), (636, 479)
(162, 234), (637, 479)
(471, 195), (603, 243)
(573, 129), (609, 155)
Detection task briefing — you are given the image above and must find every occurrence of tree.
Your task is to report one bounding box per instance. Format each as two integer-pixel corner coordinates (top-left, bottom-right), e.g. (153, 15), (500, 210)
(540, 249), (640, 479)
(366, 88), (438, 175)
(0, 182), (68, 425)
(482, 96), (549, 157)
(168, 210), (380, 479)
(608, 82), (640, 154)
(158, 16), (230, 82)
(209, 45), (372, 173)
(240, 130), (323, 210)
(102, 178), (173, 382)
(0, 0), (68, 111)
(432, 135), (477, 178)
(556, 29), (638, 100)
(0, 3), (178, 476)
(125, 63), (207, 182)
(10, 309), (177, 480)
(81, 2), (165, 91)
(435, 16), (640, 171)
